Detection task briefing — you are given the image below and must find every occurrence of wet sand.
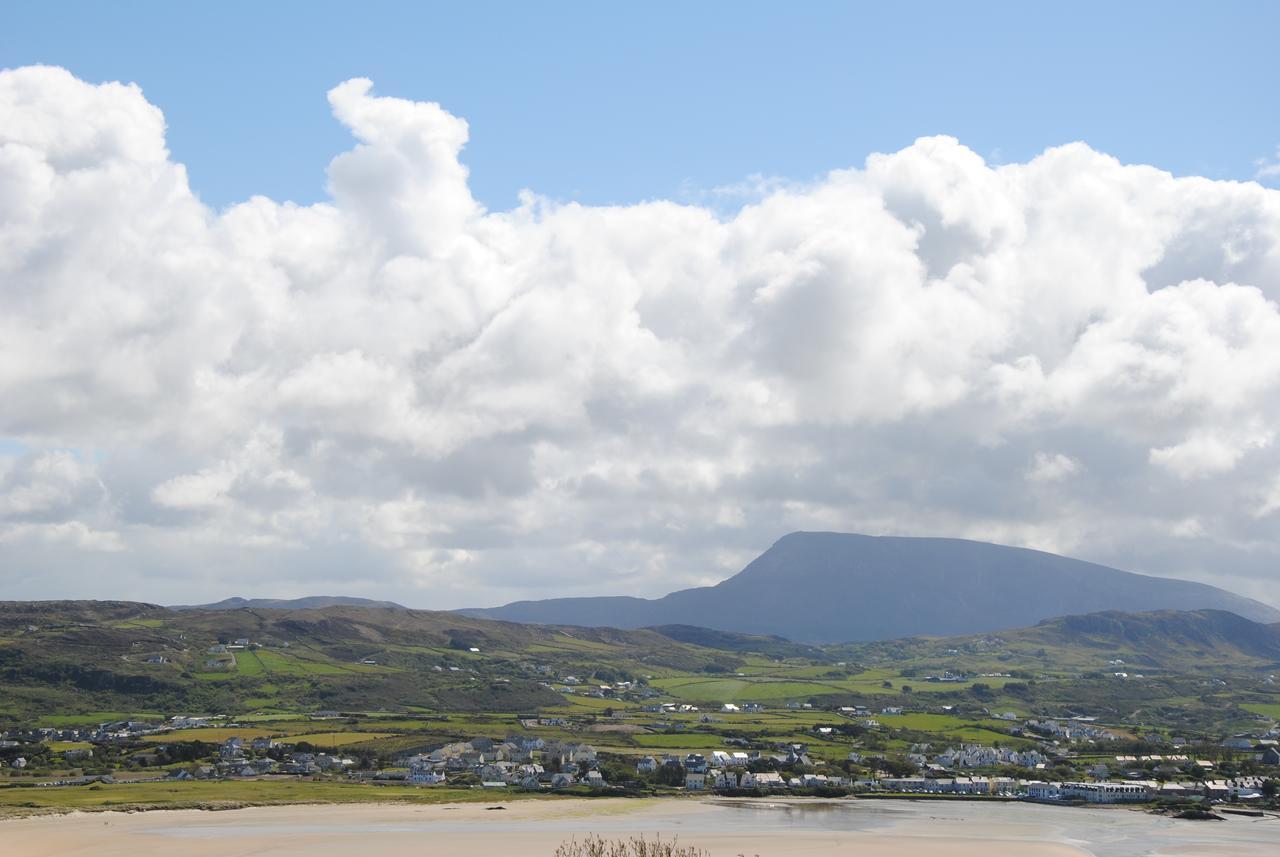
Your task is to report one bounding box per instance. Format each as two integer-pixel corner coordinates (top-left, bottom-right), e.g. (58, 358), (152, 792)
(3, 797), (1278, 857)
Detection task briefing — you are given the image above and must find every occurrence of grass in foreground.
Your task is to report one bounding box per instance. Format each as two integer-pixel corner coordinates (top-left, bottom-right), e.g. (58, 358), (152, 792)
(556, 835), (710, 857)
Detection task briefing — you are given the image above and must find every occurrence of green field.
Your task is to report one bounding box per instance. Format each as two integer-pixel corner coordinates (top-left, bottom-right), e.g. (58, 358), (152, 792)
(0, 780), (545, 815)
(1241, 702), (1280, 720)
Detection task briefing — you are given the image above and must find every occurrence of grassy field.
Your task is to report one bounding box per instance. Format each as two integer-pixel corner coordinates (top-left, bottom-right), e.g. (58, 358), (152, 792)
(286, 732), (397, 747)
(0, 780), (545, 815)
(1241, 702), (1280, 720)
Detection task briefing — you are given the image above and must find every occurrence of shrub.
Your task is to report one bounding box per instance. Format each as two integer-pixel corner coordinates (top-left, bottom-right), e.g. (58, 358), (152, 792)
(555, 835), (713, 857)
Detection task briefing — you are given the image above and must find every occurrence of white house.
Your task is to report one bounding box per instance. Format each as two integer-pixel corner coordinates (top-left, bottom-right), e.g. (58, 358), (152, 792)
(749, 772), (785, 789)
(1060, 782), (1151, 804)
(1026, 781), (1060, 799)
(712, 770), (738, 789)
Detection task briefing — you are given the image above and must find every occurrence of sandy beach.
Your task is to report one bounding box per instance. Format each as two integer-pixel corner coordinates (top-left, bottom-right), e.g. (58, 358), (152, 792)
(4, 797), (1278, 857)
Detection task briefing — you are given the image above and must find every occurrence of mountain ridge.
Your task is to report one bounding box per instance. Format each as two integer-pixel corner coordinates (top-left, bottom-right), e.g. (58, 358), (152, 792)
(462, 531), (1280, 643)
(170, 595), (407, 611)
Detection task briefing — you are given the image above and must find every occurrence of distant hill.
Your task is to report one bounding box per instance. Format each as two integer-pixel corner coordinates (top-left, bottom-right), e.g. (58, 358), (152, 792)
(645, 624), (828, 660)
(1025, 609), (1280, 663)
(462, 532), (1280, 643)
(842, 608), (1280, 671)
(170, 595), (406, 611)
(0, 600), (742, 722)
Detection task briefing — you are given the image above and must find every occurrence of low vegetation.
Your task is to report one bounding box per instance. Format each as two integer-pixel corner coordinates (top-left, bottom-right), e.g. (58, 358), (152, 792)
(1, 600), (1278, 816)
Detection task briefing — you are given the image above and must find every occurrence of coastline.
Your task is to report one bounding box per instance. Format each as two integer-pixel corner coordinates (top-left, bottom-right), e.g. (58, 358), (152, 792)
(4, 792), (1278, 857)
(0, 797), (1097, 857)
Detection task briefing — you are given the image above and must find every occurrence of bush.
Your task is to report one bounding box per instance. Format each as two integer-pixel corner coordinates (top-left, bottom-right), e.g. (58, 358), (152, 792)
(555, 835), (713, 857)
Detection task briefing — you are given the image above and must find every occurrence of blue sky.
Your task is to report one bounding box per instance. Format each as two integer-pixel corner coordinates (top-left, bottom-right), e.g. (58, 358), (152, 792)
(5, 1), (1279, 211)
(6, 4), (1280, 607)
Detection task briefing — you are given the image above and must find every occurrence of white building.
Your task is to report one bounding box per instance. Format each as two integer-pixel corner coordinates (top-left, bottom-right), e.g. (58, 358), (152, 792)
(1060, 782), (1151, 804)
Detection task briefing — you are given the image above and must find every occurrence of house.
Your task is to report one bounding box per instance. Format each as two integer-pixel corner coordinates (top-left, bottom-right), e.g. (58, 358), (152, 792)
(583, 770), (605, 787)
(11, 757), (27, 769)
(752, 771), (787, 790)
(1026, 782), (1060, 800)
(1059, 782), (1152, 804)
(685, 771), (707, 790)
(636, 756), (659, 773)
(409, 771), (446, 785)
(407, 754), (446, 784)
(550, 773), (576, 789)
(684, 753), (708, 773)
(1262, 746), (1280, 766)
(315, 754), (351, 771)
(713, 770), (738, 789)
(480, 762), (515, 782)
(220, 738), (245, 762)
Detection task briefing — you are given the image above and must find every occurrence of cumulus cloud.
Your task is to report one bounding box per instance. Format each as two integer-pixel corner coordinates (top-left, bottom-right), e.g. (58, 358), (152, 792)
(1025, 453), (1081, 484)
(3, 65), (1280, 607)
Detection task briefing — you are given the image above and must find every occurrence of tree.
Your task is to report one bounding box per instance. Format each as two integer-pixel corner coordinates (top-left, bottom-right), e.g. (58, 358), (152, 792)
(879, 757), (919, 778)
(656, 762), (685, 786)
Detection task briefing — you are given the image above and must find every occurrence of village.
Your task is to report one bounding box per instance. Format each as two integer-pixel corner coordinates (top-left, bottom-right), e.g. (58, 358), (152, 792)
(4, 702), (1279, 808)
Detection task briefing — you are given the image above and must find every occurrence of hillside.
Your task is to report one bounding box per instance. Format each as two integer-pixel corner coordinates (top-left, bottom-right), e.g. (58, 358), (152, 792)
(841, 608), (1280, 672)
(171, 596), (407, 611)
(1020, 609), (1280, 664)
(4, 601), (1280, 742)
(464, 532), (1280, 642)
(0, 601), (739, 723)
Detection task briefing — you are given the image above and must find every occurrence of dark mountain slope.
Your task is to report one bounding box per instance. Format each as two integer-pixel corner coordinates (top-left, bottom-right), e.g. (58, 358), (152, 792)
(1026, 609), (1280, 662)
(463, 532), (1280, 643)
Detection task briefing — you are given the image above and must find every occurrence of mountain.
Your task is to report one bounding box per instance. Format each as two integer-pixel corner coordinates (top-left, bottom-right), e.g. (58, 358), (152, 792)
(170, 595), (406, 611)
(463, 532), (1280, 643)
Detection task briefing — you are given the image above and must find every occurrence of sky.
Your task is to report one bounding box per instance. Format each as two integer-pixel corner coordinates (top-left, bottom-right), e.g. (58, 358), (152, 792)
(3, 3), (1280, 609)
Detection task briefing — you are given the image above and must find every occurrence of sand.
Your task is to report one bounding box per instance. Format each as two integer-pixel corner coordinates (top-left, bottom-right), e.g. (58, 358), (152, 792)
(2, 797), (1278, 857)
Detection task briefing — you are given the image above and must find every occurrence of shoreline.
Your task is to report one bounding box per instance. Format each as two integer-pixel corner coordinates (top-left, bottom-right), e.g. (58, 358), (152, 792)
(2, 785), (1259, 822)
(5, 795), (1279, 857)
(0, 798), (1097, 857)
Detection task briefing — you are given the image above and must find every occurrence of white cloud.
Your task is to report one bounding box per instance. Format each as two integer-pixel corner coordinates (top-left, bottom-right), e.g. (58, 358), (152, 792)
(1149, 427), (1272, 480)
(1257, 146), (1280, 181)
(3, 65), (1280, 607)
(1026, 452), (1081, 483)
